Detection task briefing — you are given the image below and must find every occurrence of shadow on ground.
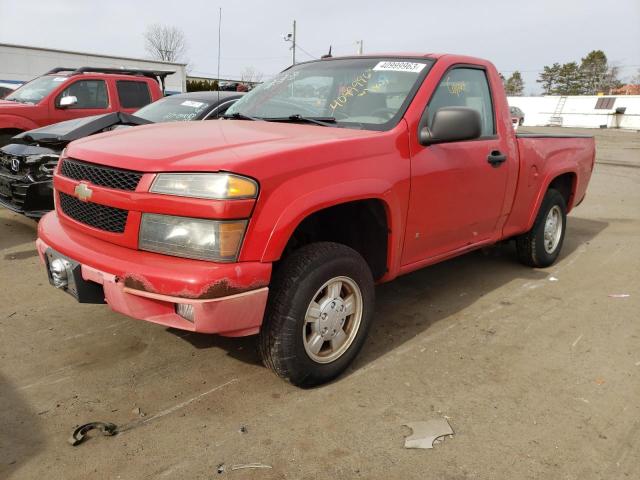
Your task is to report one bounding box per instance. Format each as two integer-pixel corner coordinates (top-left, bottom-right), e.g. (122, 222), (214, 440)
(0, 374), (45, 479)
(170, 216), (609, 375)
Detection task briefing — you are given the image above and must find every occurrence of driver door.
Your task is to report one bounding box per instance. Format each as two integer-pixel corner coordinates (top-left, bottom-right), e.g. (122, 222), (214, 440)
(401, 66), (510, 266)
(49, 79), (110, 123)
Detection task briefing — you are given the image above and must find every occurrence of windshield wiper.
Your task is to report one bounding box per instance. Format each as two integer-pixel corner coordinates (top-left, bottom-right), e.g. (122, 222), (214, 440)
(267, 114), (338, 127)
(222, 112), (264, 121)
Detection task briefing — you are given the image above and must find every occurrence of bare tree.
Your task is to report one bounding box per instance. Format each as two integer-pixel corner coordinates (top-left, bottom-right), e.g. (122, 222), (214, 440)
(144, 24), (188, 63)
(240, 67), (264, 84)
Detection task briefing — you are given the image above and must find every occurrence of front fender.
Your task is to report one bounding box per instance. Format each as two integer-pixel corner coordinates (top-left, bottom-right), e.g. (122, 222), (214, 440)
(241, 176), (409, 279)
(0, 114), (38, 132)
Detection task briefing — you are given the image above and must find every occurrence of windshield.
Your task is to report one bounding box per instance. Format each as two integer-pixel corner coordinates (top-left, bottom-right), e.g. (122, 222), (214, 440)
(5, 76), (66, 104)
(135, 96), (216, 122)
(226, 57), (434, 130)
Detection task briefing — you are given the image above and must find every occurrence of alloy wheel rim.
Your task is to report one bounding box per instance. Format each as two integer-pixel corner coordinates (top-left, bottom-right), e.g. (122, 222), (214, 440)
(543, 205), (563, 254)
(302, 276), (363, 364)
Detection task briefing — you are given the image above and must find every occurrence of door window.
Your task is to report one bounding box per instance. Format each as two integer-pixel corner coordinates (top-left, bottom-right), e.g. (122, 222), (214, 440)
(58, 80), (109, 109)
(117, 81), (152, 108)
(428, 68), (495, 137)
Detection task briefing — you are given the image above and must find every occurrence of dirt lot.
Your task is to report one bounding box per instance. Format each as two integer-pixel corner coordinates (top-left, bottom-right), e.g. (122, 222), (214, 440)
(1, 127), (638, 479)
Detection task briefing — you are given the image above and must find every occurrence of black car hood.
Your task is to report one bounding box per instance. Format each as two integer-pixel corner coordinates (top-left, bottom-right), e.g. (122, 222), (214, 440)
(1, 142), (58, 157)
(13, 112), (152, 148)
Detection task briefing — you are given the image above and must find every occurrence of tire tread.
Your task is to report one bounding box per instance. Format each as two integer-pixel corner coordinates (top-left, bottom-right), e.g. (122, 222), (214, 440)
(258, 242), (373, 386)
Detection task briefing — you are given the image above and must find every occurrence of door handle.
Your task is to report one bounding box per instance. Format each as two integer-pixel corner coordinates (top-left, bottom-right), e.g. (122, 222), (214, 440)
(487, 150), (507, 167)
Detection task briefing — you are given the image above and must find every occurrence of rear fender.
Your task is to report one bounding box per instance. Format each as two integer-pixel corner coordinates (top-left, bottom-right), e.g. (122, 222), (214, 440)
(525, 168), (577, 231)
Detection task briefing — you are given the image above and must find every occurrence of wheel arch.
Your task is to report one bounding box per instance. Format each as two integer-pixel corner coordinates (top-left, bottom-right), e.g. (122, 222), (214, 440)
(0, 114), (38, 133)
(526, 170), (577, 231)
(253, 181), (403, 281)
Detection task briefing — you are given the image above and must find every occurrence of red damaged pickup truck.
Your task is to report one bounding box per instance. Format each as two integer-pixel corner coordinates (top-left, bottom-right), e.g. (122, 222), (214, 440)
(36, 54), (594, 386)
(0, 67), (168, 146)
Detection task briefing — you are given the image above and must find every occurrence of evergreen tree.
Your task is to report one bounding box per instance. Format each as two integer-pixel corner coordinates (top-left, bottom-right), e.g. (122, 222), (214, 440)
(537, 63), (561, 95)
(504, 71), (524, 96)
(554, 62), (583, 95)
(579, 50), (608, 95)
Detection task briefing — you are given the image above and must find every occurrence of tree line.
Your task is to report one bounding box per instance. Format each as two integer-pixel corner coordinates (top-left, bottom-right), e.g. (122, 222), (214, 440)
(502, 50), (623, 96)
(186, 79), (219, 92)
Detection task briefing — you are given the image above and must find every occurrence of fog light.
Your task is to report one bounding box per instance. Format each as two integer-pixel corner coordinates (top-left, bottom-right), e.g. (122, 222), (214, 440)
(50, 258), (70, 289)
(176, 303), (195, 322)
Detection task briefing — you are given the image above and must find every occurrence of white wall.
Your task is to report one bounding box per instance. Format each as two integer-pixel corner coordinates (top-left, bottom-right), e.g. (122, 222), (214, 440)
(0, 43), (186, 93)
(508, 95), (640, 130)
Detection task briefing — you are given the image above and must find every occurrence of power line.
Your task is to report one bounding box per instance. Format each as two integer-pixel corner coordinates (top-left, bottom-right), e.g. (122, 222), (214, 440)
(500, 64), (640, 74)
(296, 43), (318, 60)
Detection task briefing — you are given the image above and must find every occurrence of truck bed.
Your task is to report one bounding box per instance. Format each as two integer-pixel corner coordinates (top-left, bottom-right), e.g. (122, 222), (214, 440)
(516, 133), (593, 138)
(502, 134), (596, 238)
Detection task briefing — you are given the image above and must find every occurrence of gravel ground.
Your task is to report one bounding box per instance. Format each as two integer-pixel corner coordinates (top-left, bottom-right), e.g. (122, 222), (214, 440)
(1, 127), (638, 479)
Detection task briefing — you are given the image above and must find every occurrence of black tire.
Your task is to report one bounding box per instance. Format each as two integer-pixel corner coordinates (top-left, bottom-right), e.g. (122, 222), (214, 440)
(259, 242), (375, 388)
(516, 188), (567, 267)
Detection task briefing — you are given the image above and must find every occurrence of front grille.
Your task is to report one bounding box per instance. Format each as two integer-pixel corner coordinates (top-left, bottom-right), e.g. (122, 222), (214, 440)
(60, 158), (142, 191)
(59, 192), (128, 233)
(0, 175), (27, 209)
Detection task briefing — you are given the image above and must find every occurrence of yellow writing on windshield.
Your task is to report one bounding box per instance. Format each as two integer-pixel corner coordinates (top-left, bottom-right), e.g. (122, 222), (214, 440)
(446, 76), (466, 96)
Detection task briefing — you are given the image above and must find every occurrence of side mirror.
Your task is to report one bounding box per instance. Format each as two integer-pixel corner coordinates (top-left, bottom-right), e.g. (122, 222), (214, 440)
(59, 96), (78, 108)
(419, 107), (482, 146)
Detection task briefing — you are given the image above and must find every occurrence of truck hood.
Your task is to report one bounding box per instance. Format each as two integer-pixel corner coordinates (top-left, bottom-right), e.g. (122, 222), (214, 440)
(67, 120), (378, 172)
(13, 112), (151, 150)
(0, 99), (36, 112)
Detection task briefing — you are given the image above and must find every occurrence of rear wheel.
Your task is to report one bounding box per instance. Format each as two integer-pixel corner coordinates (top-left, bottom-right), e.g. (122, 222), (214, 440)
(258, 242), (374, 387)
(516, 188), (567, 267)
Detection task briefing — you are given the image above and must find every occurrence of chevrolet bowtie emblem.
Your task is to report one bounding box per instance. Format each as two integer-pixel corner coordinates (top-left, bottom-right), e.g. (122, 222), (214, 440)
(74, 183), (93, 202)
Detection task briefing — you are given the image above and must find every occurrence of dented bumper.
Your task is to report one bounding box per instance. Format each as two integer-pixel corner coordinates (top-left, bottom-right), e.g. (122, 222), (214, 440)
(37, 212), (271, 336)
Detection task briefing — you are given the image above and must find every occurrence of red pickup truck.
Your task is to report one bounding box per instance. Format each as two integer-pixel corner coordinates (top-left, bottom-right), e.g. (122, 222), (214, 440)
(0, 67), (169, 146)
(36, 54), (595, 386)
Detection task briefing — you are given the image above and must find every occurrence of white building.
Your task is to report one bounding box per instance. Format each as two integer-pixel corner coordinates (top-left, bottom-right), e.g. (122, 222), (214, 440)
(0, 43), (187, 93)
(508, 95), (640, 130)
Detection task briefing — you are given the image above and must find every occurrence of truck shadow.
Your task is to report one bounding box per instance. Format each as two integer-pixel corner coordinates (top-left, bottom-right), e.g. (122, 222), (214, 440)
(0, 374), (45, 479)
(173, 216), (608, 372)
(353, 215), (608, 371)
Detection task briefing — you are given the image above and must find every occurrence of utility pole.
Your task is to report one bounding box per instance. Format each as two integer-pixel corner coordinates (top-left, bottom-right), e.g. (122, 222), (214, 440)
(284, 20), (297, 65)
(292, 20), (297, 65)
(356, 40), (364, 55)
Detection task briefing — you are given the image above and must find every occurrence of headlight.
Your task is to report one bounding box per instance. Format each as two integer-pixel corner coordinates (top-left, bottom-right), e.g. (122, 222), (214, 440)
(139, 213), (247, 262)
(150, 173), (258, 200)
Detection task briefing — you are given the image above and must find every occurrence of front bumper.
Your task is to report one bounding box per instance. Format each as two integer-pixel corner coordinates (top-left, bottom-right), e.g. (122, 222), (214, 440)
(37, 212), (271, 336)
(0, 173), (54, 218)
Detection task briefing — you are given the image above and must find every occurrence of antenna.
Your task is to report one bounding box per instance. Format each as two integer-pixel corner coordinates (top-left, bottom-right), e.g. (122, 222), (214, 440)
(321, 46), (332, 59)
(217, 7), (222, 113)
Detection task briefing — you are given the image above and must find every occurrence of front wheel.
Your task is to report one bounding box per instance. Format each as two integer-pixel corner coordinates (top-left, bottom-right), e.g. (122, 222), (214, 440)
(258, 242), (375, 387)
(516, 188), (567, 267)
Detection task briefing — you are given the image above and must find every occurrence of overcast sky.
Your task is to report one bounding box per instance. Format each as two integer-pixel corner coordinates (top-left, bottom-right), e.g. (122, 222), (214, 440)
(1, 0), (638, 92)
